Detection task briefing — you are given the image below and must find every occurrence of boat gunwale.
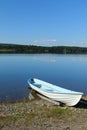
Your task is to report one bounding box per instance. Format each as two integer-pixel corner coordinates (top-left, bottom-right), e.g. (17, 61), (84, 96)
(28, 79), (83, 96)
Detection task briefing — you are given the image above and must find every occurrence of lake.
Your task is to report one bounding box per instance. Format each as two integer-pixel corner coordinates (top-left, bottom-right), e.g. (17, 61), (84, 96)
(0, 54), (87, 102)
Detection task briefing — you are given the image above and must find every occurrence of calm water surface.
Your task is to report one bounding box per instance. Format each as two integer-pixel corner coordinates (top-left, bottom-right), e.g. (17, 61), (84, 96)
(0, 54), (87, 101)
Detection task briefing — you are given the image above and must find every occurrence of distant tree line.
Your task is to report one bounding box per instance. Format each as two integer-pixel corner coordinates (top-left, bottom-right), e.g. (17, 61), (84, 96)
(0, 43), (87, 54)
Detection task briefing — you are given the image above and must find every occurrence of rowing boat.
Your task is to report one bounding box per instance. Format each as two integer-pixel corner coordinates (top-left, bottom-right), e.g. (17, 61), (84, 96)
(28, 78), (83, 106)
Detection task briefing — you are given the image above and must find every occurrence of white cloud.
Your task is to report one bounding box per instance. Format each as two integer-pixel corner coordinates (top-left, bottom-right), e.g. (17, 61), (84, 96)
(31, 39), (58, 46)
(33, 39), (57, 43)
(80, 42), (87, 47)
(69, 41), (78, 46)
(70, 41), (87, 47)
(30, 40), (87, 47)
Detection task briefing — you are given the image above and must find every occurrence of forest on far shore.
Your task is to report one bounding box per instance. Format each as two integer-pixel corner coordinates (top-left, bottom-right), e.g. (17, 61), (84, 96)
(0, 43), (87, 54)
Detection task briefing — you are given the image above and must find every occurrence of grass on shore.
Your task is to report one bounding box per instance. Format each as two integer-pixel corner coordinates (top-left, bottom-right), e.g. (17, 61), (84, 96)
(0, 98), (87, 130)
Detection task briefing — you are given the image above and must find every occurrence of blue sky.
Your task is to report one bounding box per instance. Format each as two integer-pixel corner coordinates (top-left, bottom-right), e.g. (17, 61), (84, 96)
(0, 0), (87, 46)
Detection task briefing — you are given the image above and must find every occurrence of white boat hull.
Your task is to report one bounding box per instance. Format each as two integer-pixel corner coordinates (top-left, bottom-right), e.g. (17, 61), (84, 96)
(28, 78), (83, 106)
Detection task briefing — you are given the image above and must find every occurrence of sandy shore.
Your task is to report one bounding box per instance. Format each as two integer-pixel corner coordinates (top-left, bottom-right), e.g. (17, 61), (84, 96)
(0, 95), (87, 130)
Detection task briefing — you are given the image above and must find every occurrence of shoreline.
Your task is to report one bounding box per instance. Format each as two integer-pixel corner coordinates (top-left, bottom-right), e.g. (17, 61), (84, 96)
(1, 43), (87, 54)
(0, 96), (87, 130)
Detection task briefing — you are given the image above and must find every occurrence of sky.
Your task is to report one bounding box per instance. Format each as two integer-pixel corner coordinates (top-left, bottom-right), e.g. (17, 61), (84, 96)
(0, 0), (87, 46)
